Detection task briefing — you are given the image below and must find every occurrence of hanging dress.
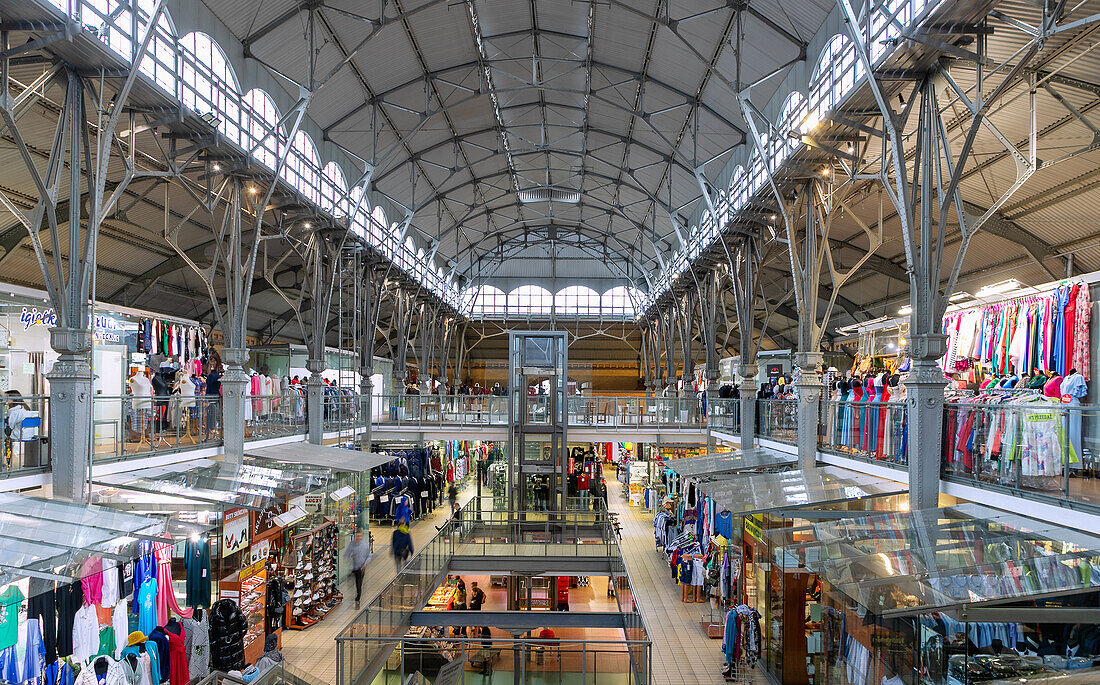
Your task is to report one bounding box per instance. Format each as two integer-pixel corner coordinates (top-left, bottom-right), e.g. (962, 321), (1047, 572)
(851, 381), (864, 451)
(876, 380), (889, 459)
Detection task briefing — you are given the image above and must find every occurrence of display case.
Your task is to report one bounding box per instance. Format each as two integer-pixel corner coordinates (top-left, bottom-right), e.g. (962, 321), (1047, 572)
(219, 563), (267, 665)
(692, 466), (909, 685)
(768, 503), (1100, 685)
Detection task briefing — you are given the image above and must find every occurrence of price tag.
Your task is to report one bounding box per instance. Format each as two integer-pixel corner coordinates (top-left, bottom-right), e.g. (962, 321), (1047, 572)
(420, 490), (429, 497)
(380, 495), (390, 503)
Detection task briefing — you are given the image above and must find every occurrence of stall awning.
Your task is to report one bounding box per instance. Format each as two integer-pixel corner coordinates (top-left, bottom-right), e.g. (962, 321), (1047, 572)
(768, 503), (1100, 616)
(93, 458), (314, 511)
(694, 465), (907, 518)
(0, 493), (178, 584)
(665, 447), (795, 478)
(245, 443), (393, 472)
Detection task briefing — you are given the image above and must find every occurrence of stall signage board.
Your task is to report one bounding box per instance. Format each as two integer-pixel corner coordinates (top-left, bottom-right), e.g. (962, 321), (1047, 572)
(20, 307), (124, 343)
(744, 514), (765, 545)
(330, 486), (356, 502)
(223, 507), (249, 555)
(249, 538), (270, 566)
(239, 558), (265, 582)
(303, 493), (324, 513)
(252, 505), (285, 538)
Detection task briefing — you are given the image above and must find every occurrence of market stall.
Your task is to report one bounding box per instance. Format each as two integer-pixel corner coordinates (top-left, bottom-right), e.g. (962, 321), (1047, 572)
(92, 458), (353, 638)
(654, 466), (908, 684)
(769, 503), (1100, 685)
(0, 493), (221, 685)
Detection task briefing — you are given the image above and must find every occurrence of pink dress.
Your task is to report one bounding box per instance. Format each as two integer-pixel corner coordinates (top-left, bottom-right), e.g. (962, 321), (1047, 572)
(1074, 286), (1091, 380)
(154, 541), (193, 623)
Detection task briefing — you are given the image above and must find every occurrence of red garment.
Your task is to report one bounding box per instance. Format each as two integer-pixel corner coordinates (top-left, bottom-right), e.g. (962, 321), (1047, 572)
(875, 387), (890, 459)
(165, 625), (190, 685)
(1065, 284), (1078, 374)
(956, 413), (975, 470)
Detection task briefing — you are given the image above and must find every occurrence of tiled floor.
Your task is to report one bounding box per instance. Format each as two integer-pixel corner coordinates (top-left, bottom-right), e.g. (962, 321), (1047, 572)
(280, 486), (479, 683)
(604, 478), (738, 685)
(283, 476), (753, 685)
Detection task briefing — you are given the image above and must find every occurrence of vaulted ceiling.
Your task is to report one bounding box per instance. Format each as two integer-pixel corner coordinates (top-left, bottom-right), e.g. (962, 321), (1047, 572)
(203, 0), (826, 291)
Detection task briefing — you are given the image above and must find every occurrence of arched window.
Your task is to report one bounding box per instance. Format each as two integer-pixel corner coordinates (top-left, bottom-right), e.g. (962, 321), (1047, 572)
(180, 33), (241, 146)
(321, 162), (348, 216)
(728, 165), (747, 212)
(601, 287), (636, 316)
(555, 286), (600, 316)
(808, 35), (862, 126)
(370, 206), (388, 241)
(282, 130), (321, 204)
(470, 286), (507, 317)
(244, 89), (280, 170)
(778, 92), (808, 157)
(508, 286), (552, 316)
(349, 186), (367, 239)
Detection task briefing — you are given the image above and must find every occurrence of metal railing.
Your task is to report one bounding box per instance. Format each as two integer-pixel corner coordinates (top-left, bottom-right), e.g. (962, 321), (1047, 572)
(942, 401), (1098, 507)
(91, 394), (221, 461)
(246, 394), (307, 440)
(757, 398), (797, 444)
(368, 393), (731, 430)
(336, 498), (648, 685)
(817, 400), (909, 467)
(1, 394), (49, 475)
(338, 635), (649, 685)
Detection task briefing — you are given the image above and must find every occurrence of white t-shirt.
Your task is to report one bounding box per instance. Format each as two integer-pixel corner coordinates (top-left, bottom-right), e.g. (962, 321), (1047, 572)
(112, 599), (129, 658)
(101, 566), (119, 608)
(72, 603), (100, 663)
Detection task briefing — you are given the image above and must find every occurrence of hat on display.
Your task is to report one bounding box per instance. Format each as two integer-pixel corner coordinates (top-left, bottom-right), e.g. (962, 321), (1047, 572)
(128, 631), (148, 647)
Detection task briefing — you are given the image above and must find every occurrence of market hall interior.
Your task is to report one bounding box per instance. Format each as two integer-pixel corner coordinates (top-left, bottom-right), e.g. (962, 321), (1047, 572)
(2, 0), (1100, 683)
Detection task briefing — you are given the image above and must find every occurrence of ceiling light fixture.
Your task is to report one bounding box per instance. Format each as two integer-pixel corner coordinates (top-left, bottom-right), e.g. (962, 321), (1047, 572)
(977, 279), (1026, 298)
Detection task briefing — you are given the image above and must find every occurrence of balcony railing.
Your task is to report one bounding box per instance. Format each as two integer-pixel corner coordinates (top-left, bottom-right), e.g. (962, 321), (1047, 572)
(91, 394), (221, 462)
(942, 401), (1099, 509)
(245, 394), (307, 440)
(368, 394), (732, 430)
(1, 395), (50, 476)
(818, 400), (909, 467)
(757, 398), (797, 445)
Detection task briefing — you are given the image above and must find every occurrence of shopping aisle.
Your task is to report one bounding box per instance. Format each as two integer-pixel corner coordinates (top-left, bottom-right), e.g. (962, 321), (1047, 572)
(280, 485), (482, 683)
(606, 478), (747, 685)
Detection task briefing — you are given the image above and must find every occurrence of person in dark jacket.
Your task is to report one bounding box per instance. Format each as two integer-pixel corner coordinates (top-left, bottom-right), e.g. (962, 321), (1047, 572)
(210, 598), (247, 672)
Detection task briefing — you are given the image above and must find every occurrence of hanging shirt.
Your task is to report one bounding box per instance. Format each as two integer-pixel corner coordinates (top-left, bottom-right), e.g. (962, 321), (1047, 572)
(101, 564), (120, 608)
(112, 600), (130, 659)
(137, 579), (158, 636)
(80, 558), (104, 607)
(71, 603), (100, 663)
(0, 585), (24, 650)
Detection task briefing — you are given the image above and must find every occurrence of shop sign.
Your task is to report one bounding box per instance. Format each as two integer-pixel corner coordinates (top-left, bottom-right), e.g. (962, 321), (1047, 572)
(19, 307), (124, 342)
(223, 507), (250, 555)
(239, 558), (265, 582)
(304, 493), (324, 513)
(249, 538), (270, 566)
(251, 505), (284, 538)
(744, 513), (765, 544)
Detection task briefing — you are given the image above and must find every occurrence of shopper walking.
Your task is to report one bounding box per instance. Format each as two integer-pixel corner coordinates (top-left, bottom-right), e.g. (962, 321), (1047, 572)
(345, 530), (372, 609)
(391, 524), (413, 571)
(448, 483), (458, 511)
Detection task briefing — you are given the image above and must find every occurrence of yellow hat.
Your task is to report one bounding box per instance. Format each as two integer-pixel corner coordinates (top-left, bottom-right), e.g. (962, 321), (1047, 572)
(127, 631), (147, 647)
